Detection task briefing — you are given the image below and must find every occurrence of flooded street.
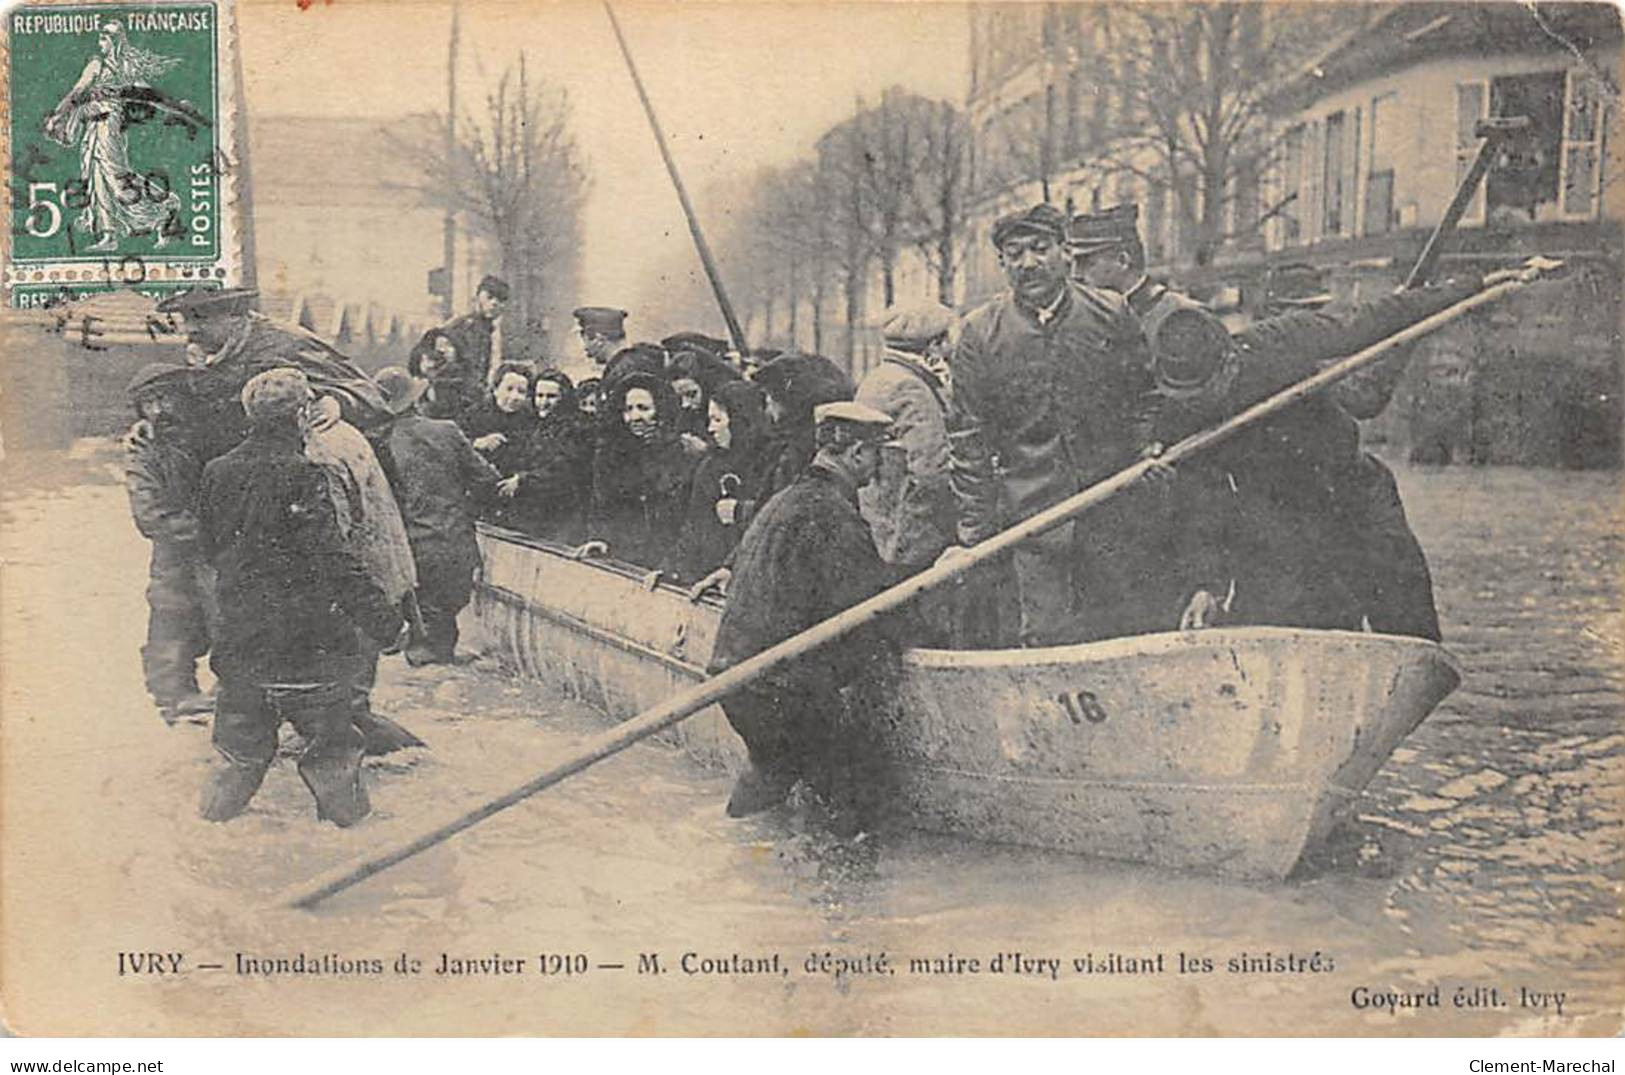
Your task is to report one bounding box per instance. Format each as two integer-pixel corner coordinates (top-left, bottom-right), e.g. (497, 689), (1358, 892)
(2, 449), (1619, 1036)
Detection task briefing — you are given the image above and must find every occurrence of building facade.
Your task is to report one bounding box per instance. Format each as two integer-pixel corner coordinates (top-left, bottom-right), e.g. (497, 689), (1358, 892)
(962, 1), (1621, 466)
(249, 114), (496, 368)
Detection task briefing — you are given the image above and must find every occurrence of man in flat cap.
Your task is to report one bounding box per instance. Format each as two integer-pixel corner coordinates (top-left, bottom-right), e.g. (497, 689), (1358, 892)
(196, 368), (404, 826)
(152, 286), (390, 464)
(939, 203), (1156, 647)
(443, 274), (510, 393)
(855, 303), (958, 640)
(708, 401), (904, 830)
(123, 362), (217, 724)
(573, 306), (628, 380)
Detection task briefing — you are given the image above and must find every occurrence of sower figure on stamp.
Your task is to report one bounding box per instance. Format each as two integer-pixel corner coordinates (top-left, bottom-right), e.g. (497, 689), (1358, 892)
(708, 402), (909, 830)
(123, 363), (217, 725)
(937, 204), (1158, 647)
(196, 369), (404, 827)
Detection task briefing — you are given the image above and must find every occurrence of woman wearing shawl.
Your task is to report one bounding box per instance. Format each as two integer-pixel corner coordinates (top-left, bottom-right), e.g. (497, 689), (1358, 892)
(462, 362), (538, 527)
(665, 380), (772, 585)
(499, 369), (593, 544)
(577, 371), (694, 572)
(666, 348), (742, 456)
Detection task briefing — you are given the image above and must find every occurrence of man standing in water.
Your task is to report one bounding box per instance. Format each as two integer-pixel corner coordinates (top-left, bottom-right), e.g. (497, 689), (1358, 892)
(937, 203), (1156, 646)
(197, 369), (403, 826)
(709, 402), (902, 828)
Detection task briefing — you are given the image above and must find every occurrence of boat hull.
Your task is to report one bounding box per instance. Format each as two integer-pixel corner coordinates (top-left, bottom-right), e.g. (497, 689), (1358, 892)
(471, 525), (1461, 879)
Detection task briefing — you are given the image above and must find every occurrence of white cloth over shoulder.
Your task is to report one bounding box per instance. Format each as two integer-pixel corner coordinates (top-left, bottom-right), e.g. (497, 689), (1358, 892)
(305, 420), (417, 602)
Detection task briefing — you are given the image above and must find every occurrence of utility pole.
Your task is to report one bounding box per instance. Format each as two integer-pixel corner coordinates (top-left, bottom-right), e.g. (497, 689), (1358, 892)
(440, 0), (460, 319)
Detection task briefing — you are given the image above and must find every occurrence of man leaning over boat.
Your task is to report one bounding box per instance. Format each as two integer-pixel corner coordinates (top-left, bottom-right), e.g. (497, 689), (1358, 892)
(707, 401), (911, 830)
(1130, 252), (1562, 637)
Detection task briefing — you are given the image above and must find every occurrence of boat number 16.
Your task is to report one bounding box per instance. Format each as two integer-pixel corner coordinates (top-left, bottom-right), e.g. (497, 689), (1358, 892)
(1055, 689), (1108, 725)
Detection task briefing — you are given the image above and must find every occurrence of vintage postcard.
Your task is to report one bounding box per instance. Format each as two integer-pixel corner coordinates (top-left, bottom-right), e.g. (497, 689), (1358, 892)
(1, 0), (1621, 1039)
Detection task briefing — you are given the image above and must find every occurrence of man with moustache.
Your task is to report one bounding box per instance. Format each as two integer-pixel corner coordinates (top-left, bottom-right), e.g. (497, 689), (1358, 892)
(937, 204), (1156, 647)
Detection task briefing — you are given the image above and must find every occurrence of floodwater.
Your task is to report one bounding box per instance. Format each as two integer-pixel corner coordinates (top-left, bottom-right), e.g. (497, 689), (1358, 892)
(1, 448), (1619, 1036)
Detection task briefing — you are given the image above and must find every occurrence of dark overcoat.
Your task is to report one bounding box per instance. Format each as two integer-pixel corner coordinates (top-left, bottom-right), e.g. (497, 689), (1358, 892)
(708, 464), (896, 694)
(385, 413), (501, 576)
(199, 427), (401, 682)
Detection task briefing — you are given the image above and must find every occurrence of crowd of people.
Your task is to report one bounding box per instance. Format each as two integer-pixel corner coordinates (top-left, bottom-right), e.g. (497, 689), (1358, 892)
(120, 207), (1554, 832)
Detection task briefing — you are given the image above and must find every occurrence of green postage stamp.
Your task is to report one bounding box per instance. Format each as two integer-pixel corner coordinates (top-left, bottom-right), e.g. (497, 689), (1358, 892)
(5, 1), (241, 307)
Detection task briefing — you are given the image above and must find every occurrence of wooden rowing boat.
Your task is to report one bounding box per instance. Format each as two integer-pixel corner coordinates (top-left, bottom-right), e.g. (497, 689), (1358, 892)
(470, 523), (1462, 880)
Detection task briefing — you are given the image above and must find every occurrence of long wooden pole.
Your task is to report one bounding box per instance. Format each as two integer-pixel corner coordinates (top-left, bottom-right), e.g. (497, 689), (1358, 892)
(602, 1), (749, 356)
(280, 277), (1531, 910)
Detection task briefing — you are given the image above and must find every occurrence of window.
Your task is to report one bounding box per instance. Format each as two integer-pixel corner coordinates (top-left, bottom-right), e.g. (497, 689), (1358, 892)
(1323, 111), (1347, 235)
(1304, 121), (1324, 242)
(1365, 92), (1399, 235)
(1280, 124), (1304, 244)
(1487, 71), (1565, 223)
(1455, 82), (1487, 224)
(1562, 72), (1605, 217)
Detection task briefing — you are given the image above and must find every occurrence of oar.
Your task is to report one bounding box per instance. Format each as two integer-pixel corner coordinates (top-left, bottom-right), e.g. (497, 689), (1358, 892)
(279, 274), (1541, 910)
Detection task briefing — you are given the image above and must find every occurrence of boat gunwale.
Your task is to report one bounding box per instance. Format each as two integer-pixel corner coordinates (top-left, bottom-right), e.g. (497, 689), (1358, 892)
(477, 523), (1464, 681)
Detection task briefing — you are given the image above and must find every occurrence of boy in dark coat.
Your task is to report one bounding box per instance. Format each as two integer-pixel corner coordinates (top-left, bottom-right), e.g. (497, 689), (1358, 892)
(374, 367), (502, 665)
(708, 401), (903, 825)
(124, 363), (216, 724)
(197, 368), (403, 826)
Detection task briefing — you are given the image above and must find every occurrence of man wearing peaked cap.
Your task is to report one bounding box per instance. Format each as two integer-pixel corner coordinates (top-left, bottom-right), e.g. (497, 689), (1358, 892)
(708, 396), (909, 831)
(1260, 261), (1333, 315)
(155, 285), (259, 318)
(989, 202), (1069, 251)
(1068, 203), (1173, 322)
(144, 286), (389, 465)
(943, 200), (1156, 647)
(574, 306), (629, 375)
(813, 400), (896, 446)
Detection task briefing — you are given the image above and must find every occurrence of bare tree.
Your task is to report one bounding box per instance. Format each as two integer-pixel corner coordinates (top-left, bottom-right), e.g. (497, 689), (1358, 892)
(391, 53), (590, 353)
(906, 98), (971, 305)
(1090, 3), (1365, 267)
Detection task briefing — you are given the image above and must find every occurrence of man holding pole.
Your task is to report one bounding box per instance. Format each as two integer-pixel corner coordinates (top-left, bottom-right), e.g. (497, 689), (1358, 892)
(939, 203), (1156, 647)
(708, 401), (903, 826)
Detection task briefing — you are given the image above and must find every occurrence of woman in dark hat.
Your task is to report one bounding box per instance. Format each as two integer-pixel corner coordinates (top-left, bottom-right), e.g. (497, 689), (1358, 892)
(461, 362), (538, 527)
(498, 368), (593, 544)
(665, 379), (772, 585)
(576, 377), (603, 421)
(408, 328), (481, 420)
(578, 371), (694, 571)
(751, 351), (855, 510)
(666, 347), (742, 454)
